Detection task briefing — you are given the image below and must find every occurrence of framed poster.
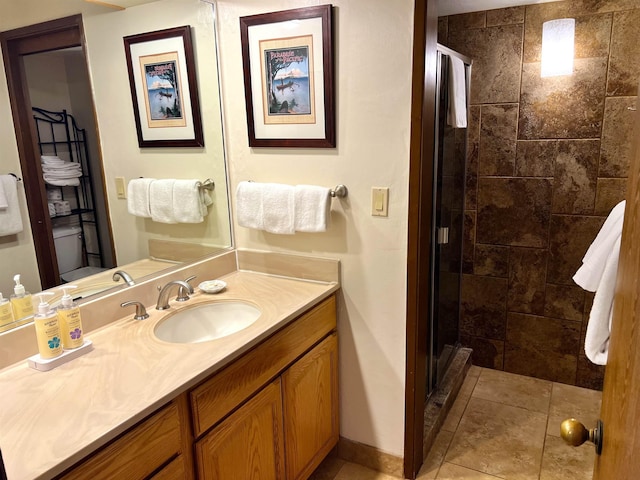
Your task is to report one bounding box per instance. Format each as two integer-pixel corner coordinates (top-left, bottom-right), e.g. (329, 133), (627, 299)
(124, 26), (204, 148)
(240, 5), (335, 148)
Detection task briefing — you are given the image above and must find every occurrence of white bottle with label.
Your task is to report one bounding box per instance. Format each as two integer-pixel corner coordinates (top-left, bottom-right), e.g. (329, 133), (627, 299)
(33, 292), (62, 359)
(0, 292), (15, 329)
(57, 285), (84, 350)
(10, 274), (34, 321)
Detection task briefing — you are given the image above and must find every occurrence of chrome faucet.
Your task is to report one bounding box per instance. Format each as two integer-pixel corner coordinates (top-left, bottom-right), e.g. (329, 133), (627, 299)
(112, 270), (135, 286)
(156, 280), (194, 310)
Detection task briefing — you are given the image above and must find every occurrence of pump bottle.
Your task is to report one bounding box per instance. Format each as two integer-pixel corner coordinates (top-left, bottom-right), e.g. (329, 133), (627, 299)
(33, 292), (62, 359)
(10, 274), (34, 321)
(0, 293), (14, 328)
(57, 285), (84, 349)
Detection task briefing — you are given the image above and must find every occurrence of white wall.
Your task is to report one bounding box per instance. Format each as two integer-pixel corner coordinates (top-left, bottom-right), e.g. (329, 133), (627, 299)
(217, 0), (414, 456)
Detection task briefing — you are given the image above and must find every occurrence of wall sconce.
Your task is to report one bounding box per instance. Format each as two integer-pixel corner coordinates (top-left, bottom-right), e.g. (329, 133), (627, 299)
(541, 18), (575, 77)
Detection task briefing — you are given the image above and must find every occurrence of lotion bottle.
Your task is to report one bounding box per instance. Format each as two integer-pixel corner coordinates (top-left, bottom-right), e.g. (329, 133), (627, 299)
(10, 274), (34, 321)
(57, 285), (84, 349)
(0, 292), (15, 328)
(34, 292), (62, 359)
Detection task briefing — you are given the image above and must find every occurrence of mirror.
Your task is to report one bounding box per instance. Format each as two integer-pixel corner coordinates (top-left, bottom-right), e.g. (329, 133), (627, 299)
(0, 0), (232, 331)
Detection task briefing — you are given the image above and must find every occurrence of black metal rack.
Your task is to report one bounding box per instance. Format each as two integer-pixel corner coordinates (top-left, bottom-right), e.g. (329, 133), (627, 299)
(32, 107), (104, 269)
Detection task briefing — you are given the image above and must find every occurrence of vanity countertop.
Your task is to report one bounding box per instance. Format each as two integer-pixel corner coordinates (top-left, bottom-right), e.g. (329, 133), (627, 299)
(0, 270), (338, 480)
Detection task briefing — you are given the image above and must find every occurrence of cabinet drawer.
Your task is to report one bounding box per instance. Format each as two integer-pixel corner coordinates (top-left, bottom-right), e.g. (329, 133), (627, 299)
(190, 295), (336, 437)
(59, 403), (181, 480)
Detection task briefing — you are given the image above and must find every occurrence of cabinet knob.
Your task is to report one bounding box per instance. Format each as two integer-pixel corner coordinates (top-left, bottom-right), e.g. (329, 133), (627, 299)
(560, 418), (603, 455)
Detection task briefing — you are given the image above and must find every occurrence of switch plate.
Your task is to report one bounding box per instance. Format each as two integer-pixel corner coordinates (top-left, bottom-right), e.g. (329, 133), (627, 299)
(115, 177), (126, 199)
(371, 187), (389, 217)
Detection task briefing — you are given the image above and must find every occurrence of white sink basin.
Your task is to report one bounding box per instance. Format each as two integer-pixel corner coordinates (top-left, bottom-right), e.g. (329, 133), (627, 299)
(154, 301), (261, 344)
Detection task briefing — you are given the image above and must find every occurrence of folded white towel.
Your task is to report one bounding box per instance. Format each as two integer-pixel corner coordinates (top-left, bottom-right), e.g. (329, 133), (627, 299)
(173, 180), (205, 223)
(573, 201), (626, 291)
(43, 176), (80, 187)
(447, 55), (468, 128)
(127, 178), (154, 218)
(150, 179), (176, 223)
(0, 176), (8, 209)
(294, 185), (331, 232)
(574, 200), (625, 365)
(262, 183), (295, 234)
(236, 181), (264, 230)
(41, 155), (64, 164)
(0, 175), (23, 236)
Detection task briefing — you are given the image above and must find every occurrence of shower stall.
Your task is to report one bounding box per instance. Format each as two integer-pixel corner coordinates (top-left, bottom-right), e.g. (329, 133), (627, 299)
(426, 44), (472, 397)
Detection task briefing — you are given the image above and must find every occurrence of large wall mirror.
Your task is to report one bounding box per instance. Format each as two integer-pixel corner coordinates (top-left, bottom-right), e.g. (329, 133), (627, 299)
(0, 0), (232, 332)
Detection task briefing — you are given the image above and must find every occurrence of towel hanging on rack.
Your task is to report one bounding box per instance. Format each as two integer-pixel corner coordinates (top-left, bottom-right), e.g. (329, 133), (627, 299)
(0, 175), (23, 236)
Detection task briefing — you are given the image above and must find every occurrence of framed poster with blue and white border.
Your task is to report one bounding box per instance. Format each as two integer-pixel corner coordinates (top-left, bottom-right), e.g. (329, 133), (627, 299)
(240, 5), (335, 148)
(124, 25), (204, 148)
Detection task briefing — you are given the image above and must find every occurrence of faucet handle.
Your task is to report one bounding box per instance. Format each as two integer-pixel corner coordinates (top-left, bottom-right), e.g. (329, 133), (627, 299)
(177, 275), (197, 302)
(120, 301), (149, 320)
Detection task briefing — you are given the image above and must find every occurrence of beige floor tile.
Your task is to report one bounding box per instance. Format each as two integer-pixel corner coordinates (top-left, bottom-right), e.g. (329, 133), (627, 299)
(418, 430), (455, 479)
(308, 454), (347, 480)
(334, 462), (401, 480)
(442, 371), (479, 432)
(539, 434), (595, 480)
(547, 383), (602, 437)
(435, 462), (503, 479)
(445, 397), (547, 480)
(472, 368), (552, 414)
(468, 365), (483, 379)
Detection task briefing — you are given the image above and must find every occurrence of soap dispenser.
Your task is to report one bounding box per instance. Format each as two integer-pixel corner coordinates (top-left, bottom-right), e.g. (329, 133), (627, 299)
(34, 292), (62, 359)
(57, 285), (84, 349)
(0, 292), (15, 328)
(10, 274), (34, 321)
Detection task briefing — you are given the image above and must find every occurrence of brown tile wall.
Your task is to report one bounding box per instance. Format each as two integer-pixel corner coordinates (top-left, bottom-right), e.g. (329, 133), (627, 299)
(439, 0), (640, 388)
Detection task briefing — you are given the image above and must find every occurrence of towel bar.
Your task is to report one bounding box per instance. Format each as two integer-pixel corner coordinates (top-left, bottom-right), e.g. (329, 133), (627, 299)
(8, 173), (22, 182)
(200, 178), (215, 191)
(330, 185), (348, 198)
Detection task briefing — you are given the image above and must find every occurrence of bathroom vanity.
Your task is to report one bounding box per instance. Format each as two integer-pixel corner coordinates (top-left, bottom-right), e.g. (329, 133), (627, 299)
(0, 257), (339, 480)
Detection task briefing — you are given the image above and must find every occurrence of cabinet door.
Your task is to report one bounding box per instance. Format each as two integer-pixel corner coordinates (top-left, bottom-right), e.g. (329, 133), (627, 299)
(282, 334), (339, 480)
(196, 379), (285, 480)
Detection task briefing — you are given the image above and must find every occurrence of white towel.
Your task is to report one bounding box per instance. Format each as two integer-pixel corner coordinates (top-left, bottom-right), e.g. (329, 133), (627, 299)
(262, 183), (295, 234)
(294, 185), (331, 232)
(127, 178), (154, 218)
(0, 175), (23, 236)
(447, 55), (467, 128)
(43, 176), (80, 187)
(236, 181), (264, 230)
(573, 201), (625, 291)
(0, 176), (8, 209)
(149, 179), (176, 223)
(173, 180), (205, 223)
(573, 200), (625, 365)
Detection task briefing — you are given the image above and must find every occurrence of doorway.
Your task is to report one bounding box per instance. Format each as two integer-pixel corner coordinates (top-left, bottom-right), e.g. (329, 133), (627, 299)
(1, 15), (115, 289)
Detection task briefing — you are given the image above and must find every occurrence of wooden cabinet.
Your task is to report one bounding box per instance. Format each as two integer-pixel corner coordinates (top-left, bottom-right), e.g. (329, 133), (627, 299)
(283, 334), (338, 480)
(196, 379), (286, 479)
(57, 295), (337, 480)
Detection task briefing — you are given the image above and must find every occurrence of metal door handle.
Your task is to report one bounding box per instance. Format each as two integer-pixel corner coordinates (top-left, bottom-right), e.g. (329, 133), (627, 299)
(560, 418), (603, 455)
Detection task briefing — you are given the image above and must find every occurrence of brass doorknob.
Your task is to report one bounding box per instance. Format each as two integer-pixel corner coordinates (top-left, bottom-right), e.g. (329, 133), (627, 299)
(560, 418), (603, 455)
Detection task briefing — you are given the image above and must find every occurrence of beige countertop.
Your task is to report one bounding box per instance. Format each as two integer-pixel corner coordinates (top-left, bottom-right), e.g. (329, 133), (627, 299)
(0, 270), (338, 480)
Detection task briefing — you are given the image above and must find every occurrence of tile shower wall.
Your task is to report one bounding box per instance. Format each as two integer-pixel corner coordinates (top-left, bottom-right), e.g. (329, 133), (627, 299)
(439, 0), (640, 388)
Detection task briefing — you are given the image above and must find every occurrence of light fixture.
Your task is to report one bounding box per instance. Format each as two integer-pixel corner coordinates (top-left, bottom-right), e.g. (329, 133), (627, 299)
(541, 18), (575, 78)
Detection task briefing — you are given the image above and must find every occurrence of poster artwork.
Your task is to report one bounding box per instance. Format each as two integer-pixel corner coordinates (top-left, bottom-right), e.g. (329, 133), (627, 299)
(140, 53), (187, 128)
(261, 36), (316, 125)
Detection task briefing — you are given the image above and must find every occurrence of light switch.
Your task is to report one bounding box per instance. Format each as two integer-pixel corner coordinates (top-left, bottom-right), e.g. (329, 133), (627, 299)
(115, 177), (126, 199)
(371, 187), (389, 217)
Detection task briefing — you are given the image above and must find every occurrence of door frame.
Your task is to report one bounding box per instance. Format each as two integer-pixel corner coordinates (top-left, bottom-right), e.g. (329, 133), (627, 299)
(404, 0), (438, 477)
(1, 15), (115, 289)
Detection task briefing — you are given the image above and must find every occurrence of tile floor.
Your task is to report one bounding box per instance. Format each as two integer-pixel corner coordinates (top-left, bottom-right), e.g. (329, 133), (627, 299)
(310, 366), (602, 480)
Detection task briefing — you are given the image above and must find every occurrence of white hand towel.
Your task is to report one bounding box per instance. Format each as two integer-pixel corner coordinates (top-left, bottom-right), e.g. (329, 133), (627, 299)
(0, 176), (8, 209)
(127, 178), (155, 218)
(173, 180), (205, 223)
(262, 183), (295, 234)
(149, 179), (176, 223)
(573, 200), (626, 292)
(0, 175), (23, 236)
(236, 181), (264, 230)
(44, 177), (80, 187)
(584, 235), (620, 365)
(294, 185), (331, 232)
(447, 55), (468, 128)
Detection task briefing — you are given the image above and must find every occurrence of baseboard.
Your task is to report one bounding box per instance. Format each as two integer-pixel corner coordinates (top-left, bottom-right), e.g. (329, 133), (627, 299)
(337, 437), (403, 477)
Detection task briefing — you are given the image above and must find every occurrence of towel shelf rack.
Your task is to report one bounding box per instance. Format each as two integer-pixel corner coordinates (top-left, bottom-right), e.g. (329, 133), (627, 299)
(330, 185), (348, 198)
